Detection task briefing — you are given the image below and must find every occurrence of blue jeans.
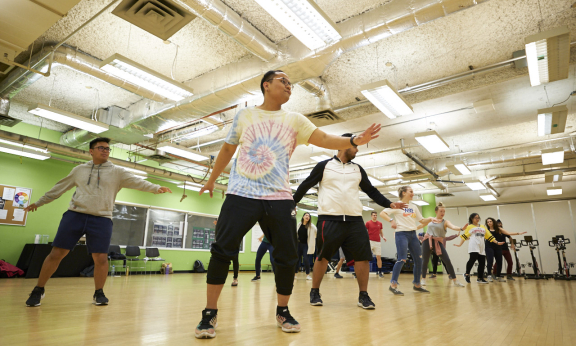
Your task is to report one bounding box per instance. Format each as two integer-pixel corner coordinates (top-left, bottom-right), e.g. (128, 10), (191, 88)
(255, 241), (275, 277)
(391, 231), (422, 285)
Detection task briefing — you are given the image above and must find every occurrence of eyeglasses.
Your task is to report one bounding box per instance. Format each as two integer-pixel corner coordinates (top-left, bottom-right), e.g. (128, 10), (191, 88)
(95, 146), (111, 152)
(266, 77), (292, 88)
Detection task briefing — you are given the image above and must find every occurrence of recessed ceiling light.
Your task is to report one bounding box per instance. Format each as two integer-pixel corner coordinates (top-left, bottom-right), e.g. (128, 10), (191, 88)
(541, 147), (564, 165)
(446, 161), (471, 175)
(0, 139), (49, 153)
(412, 200), (429, 206)
(537, 105), (568, 136)
(525, 26), (570, 86)
(479, 194), (497, 201)
(100, 54), (194, 101)
(415, 130), (450, 154)
(0, 141), (51, 160)
(547, 186), (563, 196)
(254, 0), (341, 50)
(122, 167), (148, 177)
(544, 171), (563, 183)
(360, 79), (413, 119)
(310, 151), (333, 162)
(28, 104), (109, 134)
(465, 181), (486, 191)
(157, 143), (209, 162)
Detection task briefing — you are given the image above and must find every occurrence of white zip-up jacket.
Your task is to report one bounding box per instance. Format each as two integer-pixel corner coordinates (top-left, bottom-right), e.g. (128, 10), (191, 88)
(293, 156), (392, 221)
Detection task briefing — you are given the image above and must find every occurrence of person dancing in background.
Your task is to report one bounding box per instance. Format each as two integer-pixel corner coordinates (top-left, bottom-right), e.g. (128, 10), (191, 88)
(295, 212), (316, 280)
(485, 218), (526, 282)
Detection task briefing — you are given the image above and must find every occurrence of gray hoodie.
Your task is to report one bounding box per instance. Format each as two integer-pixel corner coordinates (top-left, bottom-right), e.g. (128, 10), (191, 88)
(34, 161), (161, 219)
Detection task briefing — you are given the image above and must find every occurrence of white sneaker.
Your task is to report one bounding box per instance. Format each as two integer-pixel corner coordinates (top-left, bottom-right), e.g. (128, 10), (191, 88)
(453, 280), (465, 287)
(421, 279), (426, 286)
(487, 275), (493, 282)
(306, 275), (312, 280)
(496, 276), (507, 282)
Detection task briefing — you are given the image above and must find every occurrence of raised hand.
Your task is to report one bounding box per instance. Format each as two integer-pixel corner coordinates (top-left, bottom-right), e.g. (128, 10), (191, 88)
(461, 223), (469, 230)
(199, 181), (215, 198)
(353, 123), (382, 146)
(158, 187), (172, 194)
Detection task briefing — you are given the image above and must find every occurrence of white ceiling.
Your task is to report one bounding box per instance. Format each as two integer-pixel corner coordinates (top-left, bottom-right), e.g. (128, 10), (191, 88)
(2, 0), (576, 205)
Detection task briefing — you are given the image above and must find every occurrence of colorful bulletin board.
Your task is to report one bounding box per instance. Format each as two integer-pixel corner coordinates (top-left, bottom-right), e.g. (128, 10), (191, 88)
(0, 184), (32, 226)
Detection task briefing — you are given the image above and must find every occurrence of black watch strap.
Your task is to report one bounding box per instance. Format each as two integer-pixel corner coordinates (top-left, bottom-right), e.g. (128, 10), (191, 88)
(350, 135), (357, 147)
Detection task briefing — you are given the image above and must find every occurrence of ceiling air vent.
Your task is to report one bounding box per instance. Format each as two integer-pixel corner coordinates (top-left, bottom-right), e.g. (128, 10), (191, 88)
(0, 114), (21, 127)
(303, 109), (343, 127)
(0, 61), (14, 74)
(112, 0), (196, 40)
(147, 149), (173, 162)
(399, 169), (425, 177)
(435, 192), (454, 197)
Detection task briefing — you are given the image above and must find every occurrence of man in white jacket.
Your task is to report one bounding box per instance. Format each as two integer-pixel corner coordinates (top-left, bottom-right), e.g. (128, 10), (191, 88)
(293, 133), (406, 309)
(24, 137), (172, 307)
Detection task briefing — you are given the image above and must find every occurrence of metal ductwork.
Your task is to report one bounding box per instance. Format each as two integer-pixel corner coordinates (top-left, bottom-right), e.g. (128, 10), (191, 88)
(126, 0), (489, 134)
(175, 0), (277, 61)
(0, 46), (170, 102)
(298, 77), (343, 127)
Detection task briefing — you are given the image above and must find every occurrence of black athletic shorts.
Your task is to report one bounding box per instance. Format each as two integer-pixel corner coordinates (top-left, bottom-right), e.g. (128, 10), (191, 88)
(316, 218), (373, 262)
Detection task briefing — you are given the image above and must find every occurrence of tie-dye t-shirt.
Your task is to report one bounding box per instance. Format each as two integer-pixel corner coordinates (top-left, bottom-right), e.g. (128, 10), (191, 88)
(225, 107), (317, 200)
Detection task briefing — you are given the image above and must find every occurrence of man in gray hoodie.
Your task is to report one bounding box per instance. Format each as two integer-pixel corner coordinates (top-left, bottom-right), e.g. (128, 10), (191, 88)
(24, 137), (172, 307)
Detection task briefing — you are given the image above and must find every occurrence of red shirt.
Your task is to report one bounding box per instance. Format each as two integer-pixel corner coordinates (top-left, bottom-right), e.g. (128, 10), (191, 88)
(366, 220), (383, 242)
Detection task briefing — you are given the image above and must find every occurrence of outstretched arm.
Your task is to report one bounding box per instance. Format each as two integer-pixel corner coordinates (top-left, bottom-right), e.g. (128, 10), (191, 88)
(446, 220), (468, 232)
(500, 227), (527, 236)
(26, 168), (78, 212)
(200, 142), (238, 198)
(308, 124), (381, 150)
(293, 161), (326, 203)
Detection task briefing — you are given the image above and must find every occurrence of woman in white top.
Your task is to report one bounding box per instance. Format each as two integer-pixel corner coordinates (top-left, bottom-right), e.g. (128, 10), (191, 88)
(295, 212), (317, 280)
(454, 213), (504, 284)
(380, 186), (430, 295)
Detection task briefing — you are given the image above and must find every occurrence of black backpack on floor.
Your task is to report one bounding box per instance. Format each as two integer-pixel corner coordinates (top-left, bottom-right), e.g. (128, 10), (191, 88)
(193, 260), (206, 273)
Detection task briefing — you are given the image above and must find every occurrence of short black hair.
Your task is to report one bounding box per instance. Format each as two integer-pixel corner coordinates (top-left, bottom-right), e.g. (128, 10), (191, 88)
(260, 70), (284, 95)
(341, 133), (354, 138)
(371, 211), (377, 215)
(89, 137), (110, 149)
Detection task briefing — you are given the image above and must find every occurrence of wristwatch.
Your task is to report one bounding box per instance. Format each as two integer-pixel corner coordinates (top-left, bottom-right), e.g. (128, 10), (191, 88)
(350, 135), (358, 147)
(389, 218), (394, 223)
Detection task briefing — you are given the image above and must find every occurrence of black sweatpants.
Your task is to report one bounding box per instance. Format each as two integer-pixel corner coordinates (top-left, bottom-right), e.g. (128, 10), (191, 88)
(486, 246), (503, 277)
(465, 252), (486, 280)
(207, 194), (297, 295)
(232, 256), (239, 279)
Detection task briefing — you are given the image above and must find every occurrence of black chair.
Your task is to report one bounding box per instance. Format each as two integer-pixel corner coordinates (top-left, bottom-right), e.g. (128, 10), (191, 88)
(108, 245), (124, 275)
(125, 246), (145, 275)
(144, 247), (165, 274)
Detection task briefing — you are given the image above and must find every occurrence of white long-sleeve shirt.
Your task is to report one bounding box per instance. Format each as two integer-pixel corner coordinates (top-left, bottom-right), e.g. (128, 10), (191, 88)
(383, 203), (424, 232)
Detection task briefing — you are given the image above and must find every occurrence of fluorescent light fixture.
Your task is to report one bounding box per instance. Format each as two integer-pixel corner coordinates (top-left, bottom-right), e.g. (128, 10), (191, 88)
(28, 104), (109, 134)
(541, 147), (564, 165)
(412, 200), (429, 206)
(465, 181), (486, 191)
(156, 143), (209, 162)
(537, 105), (568, 136)
(479, 194), (497, 201)
(122, 166), (148, 177)
(254, 0), (341, 50)
(360, 79), (413, 119)
(0, 138), (48, 153)
(368, 175), (385, 187)
(181, 125), (219, 140)
(547, 186), (563, 196)
(0, 141), (51, 160)
(100, 54), (194, 101)
(415, 130), (450, 154)
(177, 183), (203, 192)
(387, 179), (403, 185)
(310, 151), (332, 162)
(525, 26), (570, 86)
(545, 171), (563, 183)
(389, 191), (399, 197)
(446, 161), (471, 176)
(362, 205), (375, 211)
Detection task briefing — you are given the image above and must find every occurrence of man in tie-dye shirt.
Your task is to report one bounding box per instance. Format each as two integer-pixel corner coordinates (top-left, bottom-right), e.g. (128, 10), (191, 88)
(195, 70), (382, 339)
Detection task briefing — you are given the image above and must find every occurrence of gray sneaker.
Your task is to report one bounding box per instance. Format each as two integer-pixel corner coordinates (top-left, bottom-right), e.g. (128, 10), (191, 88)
(413, 286), (430, 293)
(389, 286), (404, 296)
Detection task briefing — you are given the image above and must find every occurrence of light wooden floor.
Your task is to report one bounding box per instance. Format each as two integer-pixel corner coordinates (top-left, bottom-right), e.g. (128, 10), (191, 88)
(1, 272), (575, 346)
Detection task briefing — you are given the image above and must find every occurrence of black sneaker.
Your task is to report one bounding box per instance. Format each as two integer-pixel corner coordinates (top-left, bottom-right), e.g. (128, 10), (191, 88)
(276, 306), (300, 333)
(195, 309), (218, 339)
(507, 275), (515, 281)
(93, 289), (109, 305)
(389, 286), (404, 296)
(310, 289), (323, 306)
(463, 273), (471, 284)
(352, 273), (357, 278)
(334, 272), (343, 279)
(477, 279), (489, 284)
(358, 292), (375, 309)
(26, 286), (45, 307)
(413, 286), (430, 293)
(251, 276), (261, 282)
(378, 272), (384, 278)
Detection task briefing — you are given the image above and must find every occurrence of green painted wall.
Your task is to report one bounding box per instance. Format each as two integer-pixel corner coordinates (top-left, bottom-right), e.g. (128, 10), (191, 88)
(0, 124), (316, 273)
